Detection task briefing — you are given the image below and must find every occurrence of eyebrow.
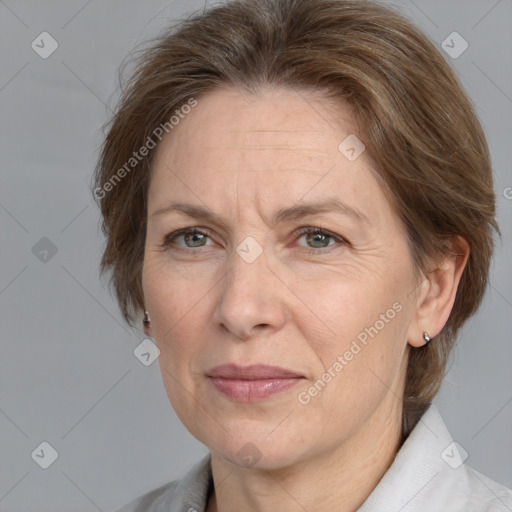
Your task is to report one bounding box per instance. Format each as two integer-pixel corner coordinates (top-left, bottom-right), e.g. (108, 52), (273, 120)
(149, 198), (370, 227)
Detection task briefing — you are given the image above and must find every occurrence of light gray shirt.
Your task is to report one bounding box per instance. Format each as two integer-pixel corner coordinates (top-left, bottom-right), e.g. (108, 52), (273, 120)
(113, 404), (512, 511)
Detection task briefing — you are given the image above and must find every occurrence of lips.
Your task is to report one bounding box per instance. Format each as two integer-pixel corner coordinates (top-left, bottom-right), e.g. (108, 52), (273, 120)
(207, 363), (304, 380)
(207, 364), (305, 402)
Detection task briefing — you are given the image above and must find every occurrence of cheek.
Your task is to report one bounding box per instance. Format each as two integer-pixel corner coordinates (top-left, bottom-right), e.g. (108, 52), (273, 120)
(142, 256), (198, 352)
(143, 248), (207, 312)
(142, 259), (209, 420)
(289, 268), (400, 344)
(290, 264), (411, 390)
(294, 283), (409, 427)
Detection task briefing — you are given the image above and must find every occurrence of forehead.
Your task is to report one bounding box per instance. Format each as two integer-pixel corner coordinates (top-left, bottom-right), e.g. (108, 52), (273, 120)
(153, 85), (359, 167)
(148, 86), (389, 224)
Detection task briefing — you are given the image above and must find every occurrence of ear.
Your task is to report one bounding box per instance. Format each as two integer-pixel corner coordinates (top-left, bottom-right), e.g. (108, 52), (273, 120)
(407, 236), (470, 348)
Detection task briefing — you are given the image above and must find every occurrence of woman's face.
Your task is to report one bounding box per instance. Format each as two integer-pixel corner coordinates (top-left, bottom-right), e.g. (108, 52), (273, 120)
(142, 86), (421, 469)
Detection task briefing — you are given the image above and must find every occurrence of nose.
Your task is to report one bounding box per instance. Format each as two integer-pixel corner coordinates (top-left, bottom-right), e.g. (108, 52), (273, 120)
(212, 243), (287, 340)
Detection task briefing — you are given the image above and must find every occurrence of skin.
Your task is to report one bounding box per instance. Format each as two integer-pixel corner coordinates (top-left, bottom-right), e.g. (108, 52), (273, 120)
(142, 86), (469, 512)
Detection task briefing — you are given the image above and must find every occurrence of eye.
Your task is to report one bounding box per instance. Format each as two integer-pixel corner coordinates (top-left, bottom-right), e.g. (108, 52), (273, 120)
(157, 226), (346, 255)
(158, 227), (213, 251)
(295, 227), (345, 254)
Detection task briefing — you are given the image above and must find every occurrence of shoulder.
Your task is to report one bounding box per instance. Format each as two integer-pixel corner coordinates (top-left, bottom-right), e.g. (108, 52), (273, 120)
(462, 464), (512, 511)
(414, 406), (512, 511)
(112, 480), (180, 512)
(111, 454), (213, 512)
(359, 404), (512, 512)
(407, 405), (512, 511)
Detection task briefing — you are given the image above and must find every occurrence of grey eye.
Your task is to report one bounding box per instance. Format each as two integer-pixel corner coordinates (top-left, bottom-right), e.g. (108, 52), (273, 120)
(304, 231), (334, 249)
(183, 231), (208, 247)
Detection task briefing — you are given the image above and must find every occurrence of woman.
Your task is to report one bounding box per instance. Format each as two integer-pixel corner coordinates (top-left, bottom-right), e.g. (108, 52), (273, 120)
(93, 0), (512, 510)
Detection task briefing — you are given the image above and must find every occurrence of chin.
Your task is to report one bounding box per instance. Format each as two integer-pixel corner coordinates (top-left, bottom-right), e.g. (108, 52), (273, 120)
(200, 424), (311, 470)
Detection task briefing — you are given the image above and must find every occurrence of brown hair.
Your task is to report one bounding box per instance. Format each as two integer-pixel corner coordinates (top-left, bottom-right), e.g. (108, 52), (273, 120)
(92, 0), (499, 436)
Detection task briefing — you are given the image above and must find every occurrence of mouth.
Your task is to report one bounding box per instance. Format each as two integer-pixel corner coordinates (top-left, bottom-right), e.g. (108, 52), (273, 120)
(207, 364), (306, 402)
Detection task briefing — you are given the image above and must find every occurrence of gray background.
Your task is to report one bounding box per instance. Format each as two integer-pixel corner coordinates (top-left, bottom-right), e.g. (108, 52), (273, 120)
(0, 0), (511, 511)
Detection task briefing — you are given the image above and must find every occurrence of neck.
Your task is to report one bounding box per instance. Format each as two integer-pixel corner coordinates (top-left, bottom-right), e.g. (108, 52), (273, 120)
(206, 396), (404, 512)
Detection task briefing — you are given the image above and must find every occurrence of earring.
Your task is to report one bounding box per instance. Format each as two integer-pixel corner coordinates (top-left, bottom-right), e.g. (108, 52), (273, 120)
(423, 331), (432, 345)
(143, 310), (151, 327)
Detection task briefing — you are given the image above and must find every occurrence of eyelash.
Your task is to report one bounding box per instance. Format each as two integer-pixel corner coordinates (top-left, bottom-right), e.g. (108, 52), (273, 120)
(157, 226), (347, 255)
